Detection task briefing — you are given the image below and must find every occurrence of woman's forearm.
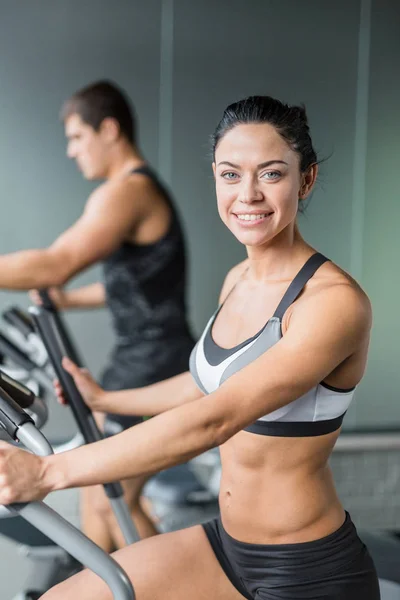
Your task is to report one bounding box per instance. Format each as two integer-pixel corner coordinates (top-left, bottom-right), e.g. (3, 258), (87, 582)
(97, 371), (202, 416)
(43, 394), (221, 492)
(64, 283), (106, 309)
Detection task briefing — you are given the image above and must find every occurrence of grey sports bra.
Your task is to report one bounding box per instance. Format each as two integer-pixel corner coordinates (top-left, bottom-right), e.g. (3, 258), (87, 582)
(189, 253), (355, 437)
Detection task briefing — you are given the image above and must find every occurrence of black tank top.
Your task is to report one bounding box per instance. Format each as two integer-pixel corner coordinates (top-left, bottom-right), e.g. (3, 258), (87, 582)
(103, 165), (192, 346)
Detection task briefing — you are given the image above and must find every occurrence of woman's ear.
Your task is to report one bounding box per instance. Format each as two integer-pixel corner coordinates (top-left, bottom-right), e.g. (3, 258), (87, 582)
(299, 163), (318, 200)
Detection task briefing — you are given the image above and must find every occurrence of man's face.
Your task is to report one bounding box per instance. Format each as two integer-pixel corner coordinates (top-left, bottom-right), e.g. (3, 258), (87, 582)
(64, 113), (109, 180)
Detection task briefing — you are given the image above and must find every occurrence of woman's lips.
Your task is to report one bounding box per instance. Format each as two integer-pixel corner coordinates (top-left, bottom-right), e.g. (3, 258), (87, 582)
(232, 212), (273, 227)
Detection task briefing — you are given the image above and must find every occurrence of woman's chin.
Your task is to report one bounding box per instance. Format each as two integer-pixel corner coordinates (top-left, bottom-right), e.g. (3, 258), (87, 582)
(230, 226), (272, 247)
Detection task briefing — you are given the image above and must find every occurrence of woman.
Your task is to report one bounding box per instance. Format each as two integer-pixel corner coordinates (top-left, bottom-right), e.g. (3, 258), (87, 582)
(0, 95), (379, 599)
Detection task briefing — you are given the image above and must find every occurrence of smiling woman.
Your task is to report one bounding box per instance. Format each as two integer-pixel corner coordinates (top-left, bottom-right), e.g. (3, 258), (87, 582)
(212, 96), (318, 248)
(0, 95), (379, 600)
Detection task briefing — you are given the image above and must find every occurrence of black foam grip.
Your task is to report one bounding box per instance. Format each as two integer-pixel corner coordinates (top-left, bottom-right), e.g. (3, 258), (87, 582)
(0, 371), (35, 409)
(37, 289), (55, 312)
(31, 309), (123, 499)
(38, 290), (83, 367)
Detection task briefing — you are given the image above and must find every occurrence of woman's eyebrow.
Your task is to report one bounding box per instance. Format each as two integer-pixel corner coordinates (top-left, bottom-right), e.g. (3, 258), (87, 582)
(217, 160), (288, 168)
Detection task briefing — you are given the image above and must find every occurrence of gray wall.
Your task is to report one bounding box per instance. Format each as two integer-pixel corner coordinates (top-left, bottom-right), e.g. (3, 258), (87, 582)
(171, 0), (360, 327)
(0, 0), (398, 431)
(360, 0), (400, 427)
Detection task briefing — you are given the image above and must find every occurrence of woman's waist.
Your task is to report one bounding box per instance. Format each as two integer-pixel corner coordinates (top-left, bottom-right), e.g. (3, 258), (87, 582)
(218, 466), (343, 544)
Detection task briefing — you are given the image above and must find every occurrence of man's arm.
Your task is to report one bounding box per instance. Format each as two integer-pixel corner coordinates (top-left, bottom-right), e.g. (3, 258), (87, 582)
(63, 283), (106, 309)
(0, 178), (148, 290)
(35, 283), (107, 310)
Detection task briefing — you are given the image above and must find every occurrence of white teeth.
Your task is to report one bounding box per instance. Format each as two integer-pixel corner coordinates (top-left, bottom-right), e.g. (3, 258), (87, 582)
(236, 213), (268, 221)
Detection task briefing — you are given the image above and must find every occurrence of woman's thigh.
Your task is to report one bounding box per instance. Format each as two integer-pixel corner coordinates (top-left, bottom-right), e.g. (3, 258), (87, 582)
(41, 525), (248, 600)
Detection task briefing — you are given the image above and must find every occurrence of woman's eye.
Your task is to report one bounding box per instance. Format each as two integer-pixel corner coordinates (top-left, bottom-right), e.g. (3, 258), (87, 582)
(262, 171), (281, 180)
(221, 172), (239, 180)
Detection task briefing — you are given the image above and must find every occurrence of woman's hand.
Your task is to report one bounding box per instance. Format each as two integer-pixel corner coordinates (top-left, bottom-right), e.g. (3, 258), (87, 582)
(29, 286), (69, 309)
(54, 357), (106, 412)
(0, 443), (49, 503)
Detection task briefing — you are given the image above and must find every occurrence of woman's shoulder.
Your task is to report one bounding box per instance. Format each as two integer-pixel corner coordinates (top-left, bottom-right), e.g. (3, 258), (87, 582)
(286, 257), (372, 333)
(313, 259), (369, 304)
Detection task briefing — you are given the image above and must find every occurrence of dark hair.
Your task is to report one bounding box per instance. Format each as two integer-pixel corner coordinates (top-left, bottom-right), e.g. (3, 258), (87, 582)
(61, 80), (136, 145)
(212, 95), (317, 173)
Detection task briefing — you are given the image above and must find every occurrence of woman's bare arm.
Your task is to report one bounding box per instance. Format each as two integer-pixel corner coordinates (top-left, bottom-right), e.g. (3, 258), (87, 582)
(0, 282), (371, 502)
(102, 372), (203, 415)
(61, 360), (203, 416)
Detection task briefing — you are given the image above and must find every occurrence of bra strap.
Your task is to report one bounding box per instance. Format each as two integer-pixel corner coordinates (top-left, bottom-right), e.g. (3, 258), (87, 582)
(131, 165), (152, 177)
(273, 253), (329, 320)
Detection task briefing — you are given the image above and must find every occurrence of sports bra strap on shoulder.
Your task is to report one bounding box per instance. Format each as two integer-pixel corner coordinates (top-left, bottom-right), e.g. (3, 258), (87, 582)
(273, 253), (329, 320)
(131, 165), (153, 177)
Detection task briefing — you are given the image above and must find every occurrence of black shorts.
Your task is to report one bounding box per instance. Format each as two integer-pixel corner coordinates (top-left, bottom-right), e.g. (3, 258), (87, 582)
(203, 513), (380, 599)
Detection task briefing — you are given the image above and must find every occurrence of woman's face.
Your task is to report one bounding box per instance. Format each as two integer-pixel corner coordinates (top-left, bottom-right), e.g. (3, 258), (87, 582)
(213, 123), (315, 249)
